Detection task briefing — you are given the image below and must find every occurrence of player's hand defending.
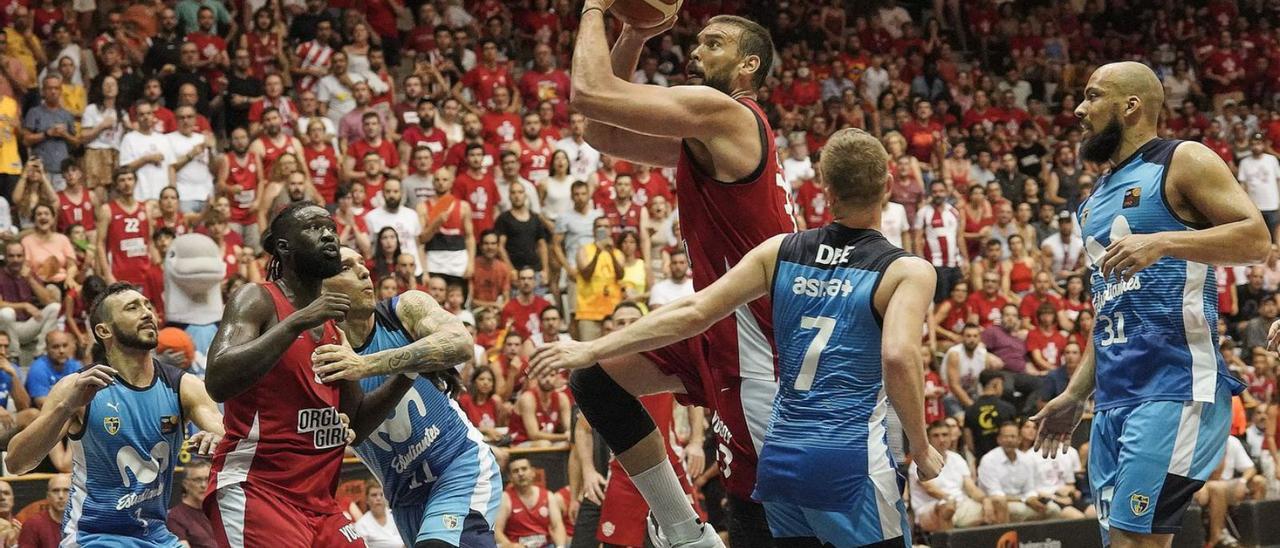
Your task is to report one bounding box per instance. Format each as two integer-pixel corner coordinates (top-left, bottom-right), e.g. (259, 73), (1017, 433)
(580, 466), (608, 505)
(912, 445), (946, 481)
(312, 328), (370, 383)
(294, 291), (350, 330)
(528, 340), (596, 379)
(65, 364), (118, 408)
(1099, 233), (1166, 281)
(186, 431), (221, 456)
(339, 412), (356, 445)
(1030, 392), (1086, 458)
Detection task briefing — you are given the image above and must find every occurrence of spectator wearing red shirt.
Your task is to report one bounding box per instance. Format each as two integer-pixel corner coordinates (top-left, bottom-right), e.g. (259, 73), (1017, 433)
(399, 97), (450, 169)
(444, 112), (499, 171)
(392, 73), (426, 131)
(480, 86), (521, 145)
(514, 111), (556, 184)
(600, 174), (648, 239)
(1026, 303), (1067, 374)
(302, 118), (340, 204)
(1018, 271), (1064, 328)
(345, 112), (402, 181)
(629, 165), (671, 208)
(518, 43), (571, 126)
(789, 65), (822, 109)
(520, 0), (560, 40)
(967, 271), (1009, 329)
(456, 39), (515, 111)
(18, 473), (69, 548)
(501, 267), (550, 341)
(454, 143), (500, 233)
(248, 74), (299, 136)
(1168, 99), (1211, 140)
(471, 230), (512, 310)
(1206, 30), (1247, 110)
(901, 99), (943, 164)
(184, 7), (228, 92)
(962, 89), (1002, 131)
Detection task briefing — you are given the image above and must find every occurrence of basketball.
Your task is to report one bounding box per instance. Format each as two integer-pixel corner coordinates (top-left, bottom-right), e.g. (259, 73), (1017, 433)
(157, 327), (195, 369)
(610, 0), (682, 28)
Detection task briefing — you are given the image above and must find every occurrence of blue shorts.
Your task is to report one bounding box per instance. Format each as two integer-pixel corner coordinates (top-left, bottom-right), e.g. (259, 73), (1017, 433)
(762, 468), (910, 547)
(1089, 381), (1233, 543)
(392, 444), (503, 547)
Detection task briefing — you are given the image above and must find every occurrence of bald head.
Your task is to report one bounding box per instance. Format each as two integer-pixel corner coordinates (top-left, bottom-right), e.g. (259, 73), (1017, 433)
(1089, 62), (1164, 124)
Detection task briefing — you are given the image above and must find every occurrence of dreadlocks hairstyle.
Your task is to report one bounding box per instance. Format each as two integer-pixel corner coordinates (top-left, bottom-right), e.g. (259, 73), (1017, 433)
(88, 282), (142, 364)
(261, 200), (321, 281)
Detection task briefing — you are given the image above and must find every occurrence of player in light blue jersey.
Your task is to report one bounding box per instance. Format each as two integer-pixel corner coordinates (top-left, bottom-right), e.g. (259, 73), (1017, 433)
(1033, 62), (1270, 548)
(314, 247), (502, 548)
(4, 283), (224, 547)
(530, 129), (945, 547)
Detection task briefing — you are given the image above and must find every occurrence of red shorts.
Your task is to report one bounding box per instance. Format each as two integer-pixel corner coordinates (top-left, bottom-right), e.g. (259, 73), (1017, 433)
(597, 469), (700, 547)
(641, 314), (778, 500)
(204, 481), (365, 548)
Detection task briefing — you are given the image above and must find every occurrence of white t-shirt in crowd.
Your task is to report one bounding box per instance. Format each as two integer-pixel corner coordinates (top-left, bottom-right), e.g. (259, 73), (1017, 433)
(81, 104), (127, 149)
(1220, 435), (1254, 481)
(353, 512), (403, 548)
(1023, 445), (1080, 493)
(1238, 153), (1280, 211)
(649, 276), (694, 309)
(557, 136), (600, 181)
(909, 450), (972, 510)
(119, 130), (173, 202)
(977, 447), (1039, 499)
(364, 205), (424, 277)
(316, 73), (363, 124)
(167, 131), (214, 204)
(881, 201), (910, 249)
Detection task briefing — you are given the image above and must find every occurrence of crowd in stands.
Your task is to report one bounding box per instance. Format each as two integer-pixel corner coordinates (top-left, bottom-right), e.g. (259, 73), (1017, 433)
(0, 0), (1280, 546)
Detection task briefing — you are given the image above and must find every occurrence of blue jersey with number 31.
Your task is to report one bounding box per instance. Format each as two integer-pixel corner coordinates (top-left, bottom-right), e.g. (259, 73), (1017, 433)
(752, 225), (909, 512)
(1078, 138), (1244, 411)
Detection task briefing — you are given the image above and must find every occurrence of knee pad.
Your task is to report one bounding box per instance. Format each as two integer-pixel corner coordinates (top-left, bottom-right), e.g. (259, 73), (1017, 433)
(569, 365), (656, 454)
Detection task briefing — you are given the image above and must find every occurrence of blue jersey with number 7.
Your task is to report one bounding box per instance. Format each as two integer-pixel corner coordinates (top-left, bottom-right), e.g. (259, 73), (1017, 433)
(1077, 138), (1244, 412)
(752, 224), (909, 512)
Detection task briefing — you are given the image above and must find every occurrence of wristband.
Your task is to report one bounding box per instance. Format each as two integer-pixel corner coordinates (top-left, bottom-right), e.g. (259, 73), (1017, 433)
(581, 6), (603, 16)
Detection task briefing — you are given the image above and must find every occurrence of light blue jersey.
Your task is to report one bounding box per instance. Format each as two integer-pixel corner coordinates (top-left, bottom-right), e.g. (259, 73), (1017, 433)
(353, 296), (501, 547)
(1077, 138), (1245, 410)
(63, 362), (185, 547)
(753, 225), (911, 546)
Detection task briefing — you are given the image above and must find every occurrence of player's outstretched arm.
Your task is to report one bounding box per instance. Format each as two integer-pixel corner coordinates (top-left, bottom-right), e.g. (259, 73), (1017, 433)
(1031, 338), (1095, 458)
(1100, 141), (1269, 279)
(5, 365), (115, 474)
(572, 5), (754, 144)
(179, 374), (224, 456)
(313, 290), (474, 382)
(877, 257), (944, 480)
(529, 235), (783, 376)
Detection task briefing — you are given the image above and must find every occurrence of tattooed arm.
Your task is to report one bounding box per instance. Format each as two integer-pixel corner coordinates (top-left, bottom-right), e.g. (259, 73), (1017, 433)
(313, 290), (475, 382)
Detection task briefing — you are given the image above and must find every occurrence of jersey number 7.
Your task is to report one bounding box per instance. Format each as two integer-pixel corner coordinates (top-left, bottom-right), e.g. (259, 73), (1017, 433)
(795, 316), (836, 391)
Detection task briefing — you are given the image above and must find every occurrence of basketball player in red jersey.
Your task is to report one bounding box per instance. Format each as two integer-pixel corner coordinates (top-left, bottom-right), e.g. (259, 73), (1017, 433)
(543, 6), (795, 547)
(494, 458), (568, 548)
(202, 202), (414, 547)
(94, 171), (154, 295)
(217, 127), (263, 247)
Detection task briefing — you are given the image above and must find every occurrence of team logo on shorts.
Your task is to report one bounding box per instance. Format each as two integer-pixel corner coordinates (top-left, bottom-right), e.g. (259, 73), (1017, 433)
(601, 521), (615, 537)
(441, 514), (459, 530)
(1130, 493), (1150, 516)
(104, 416), (121, 436)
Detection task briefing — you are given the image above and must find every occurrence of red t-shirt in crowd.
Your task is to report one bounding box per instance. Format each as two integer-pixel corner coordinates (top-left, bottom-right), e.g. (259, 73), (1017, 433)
(461, 64), (513, 109)
(454, 169), (500, 233)
(966, 291), (1008, 329)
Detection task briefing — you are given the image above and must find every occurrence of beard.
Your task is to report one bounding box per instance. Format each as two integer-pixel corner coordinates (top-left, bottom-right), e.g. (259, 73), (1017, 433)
(297, 244), (343, 279)
(384, 196), (401, 210)
(1080, 118), (1124, 164)
(266, 124), (281, 137)
(116, 326), (158, 352)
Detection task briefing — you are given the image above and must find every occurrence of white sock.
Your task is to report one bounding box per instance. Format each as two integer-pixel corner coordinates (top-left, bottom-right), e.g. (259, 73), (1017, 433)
(630, 459), (701, 544)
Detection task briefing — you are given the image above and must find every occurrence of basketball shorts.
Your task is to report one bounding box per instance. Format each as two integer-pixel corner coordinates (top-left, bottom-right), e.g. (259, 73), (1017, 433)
(641, 313), (777, 501)
(205, 481), (365, 548)
(391, 445), (503, 547)
(762, 468), (909, 547)
(1089, 381), (1233, 543)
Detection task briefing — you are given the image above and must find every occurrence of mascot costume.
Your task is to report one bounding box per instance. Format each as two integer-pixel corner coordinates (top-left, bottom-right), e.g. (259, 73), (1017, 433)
(162, 233), (225, 377)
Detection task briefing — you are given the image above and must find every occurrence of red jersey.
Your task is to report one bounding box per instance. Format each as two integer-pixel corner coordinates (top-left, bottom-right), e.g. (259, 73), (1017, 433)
(305, 144), (340, 204)
(480, 111), (521, 144)
(257, 135), (295, 177)
(154, 214), (190, 236)
(460, 65), (513, 109)
(966, 291), (1009, 328)
(208, 282), (347, 514)
(347, 138), (399, 170)
(225, 151), (261, 225)
(507, 386), (566, 445)
(793, 179), (832, 229)
(401, 124), (449, 168)
(243, 31), (281, 80)
(632, 171), (673, 207)
(600, 200), (643, 236)
(517, 69), (571, 121)
(453, 169), (499, 233)
(924, 371), (946, 424)
(1026, 327), (1068, 369)
(457, 393), (500, 430)
(516, 136), (555, 182)
(185, 32), (227, 92)
(503, 487), (552, 545)
(670, 97), (796, 498)
(57, 189), (95, 233)
(443, 141), (498, 171)
(1019, 291), (1064, 320)
(500, 295), (551, 340)
(105, 200), (151, 281)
